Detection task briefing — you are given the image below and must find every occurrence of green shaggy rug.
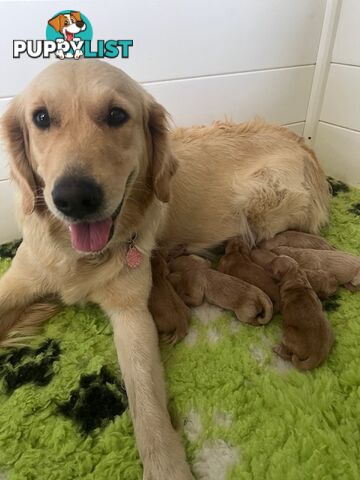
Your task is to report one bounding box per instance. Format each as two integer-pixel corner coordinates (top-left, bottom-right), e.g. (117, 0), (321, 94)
(0, 177), (360, 480)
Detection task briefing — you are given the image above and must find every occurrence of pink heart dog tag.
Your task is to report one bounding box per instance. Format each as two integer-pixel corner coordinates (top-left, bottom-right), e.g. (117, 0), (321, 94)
(126, 245), (143, 268)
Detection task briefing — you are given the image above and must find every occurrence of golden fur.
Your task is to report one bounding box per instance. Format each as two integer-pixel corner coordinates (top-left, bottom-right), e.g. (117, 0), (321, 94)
(272, 246), (360, 291)
(266, 255), (335, 370)
(251, 248), (338, 298)
(0, 60), (330, 479)
(259, 230), (335, 250)
(168, 255), (273, 325)
(149, 251), (189, 343)
(218, 238), (281, 312)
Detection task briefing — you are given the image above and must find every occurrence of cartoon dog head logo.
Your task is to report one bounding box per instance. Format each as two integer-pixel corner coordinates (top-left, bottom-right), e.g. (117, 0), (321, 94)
(48, 11), (86, 42)
(46, 10), (92, 59)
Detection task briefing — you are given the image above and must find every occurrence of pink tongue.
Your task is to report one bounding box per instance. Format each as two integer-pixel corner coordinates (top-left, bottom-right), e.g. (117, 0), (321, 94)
(69, 219), (113, 252)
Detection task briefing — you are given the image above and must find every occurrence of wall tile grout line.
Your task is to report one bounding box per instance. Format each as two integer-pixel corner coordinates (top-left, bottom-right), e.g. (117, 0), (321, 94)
(319, 120), (360, 135)
(331, 62), (360, 69)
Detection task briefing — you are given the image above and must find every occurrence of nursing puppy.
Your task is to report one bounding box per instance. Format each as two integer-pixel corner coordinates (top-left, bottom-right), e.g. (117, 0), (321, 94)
(251, 249), (338, 299)
(259, 230), (334, 251)
(168, 255), (273, 325)
(1, 60), (330, 479)
(272, 247), (360, 291)
(149, 251), (189, 343)
(218, 237), (280, 312)
(266, 256), (335, 370)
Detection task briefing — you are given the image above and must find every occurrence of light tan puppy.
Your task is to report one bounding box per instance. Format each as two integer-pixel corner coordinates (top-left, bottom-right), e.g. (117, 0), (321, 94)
(168, 255), (273, 325)
(266, 256), (335, 370)
(149, 251), (189, 343)
(251, 249), (338, 298)
(259, 230), (335, 251)
(1, 60), (330, 479)
(272, 247), (360, 291)
(218, 237), (280, 312)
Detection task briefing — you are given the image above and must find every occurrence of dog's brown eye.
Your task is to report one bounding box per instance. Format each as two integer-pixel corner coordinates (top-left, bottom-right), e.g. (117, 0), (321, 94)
(107, 107), (129, 127)
(33, 109), (51, 129)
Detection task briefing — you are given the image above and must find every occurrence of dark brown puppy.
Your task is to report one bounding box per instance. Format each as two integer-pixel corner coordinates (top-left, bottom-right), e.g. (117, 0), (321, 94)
(266, 255), (335, 370)
(168, 255), (273, 325)
(149, 251), (190, 343)
(259, 230), (335, 251)
(272, 246), (360, 291)
(218, 238), (280, 312)
(251, 248), (338, 299)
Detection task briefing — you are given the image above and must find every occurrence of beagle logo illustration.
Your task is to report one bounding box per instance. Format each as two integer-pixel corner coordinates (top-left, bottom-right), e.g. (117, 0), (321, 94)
(13, 10), (133, 60)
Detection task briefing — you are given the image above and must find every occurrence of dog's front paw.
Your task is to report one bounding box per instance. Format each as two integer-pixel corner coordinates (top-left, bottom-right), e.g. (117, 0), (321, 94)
(143, 460), (194, 480)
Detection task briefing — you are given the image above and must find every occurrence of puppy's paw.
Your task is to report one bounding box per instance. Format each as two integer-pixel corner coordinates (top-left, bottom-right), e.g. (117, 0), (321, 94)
(344, 282), (360, 292)
(273, 343), (292, 361)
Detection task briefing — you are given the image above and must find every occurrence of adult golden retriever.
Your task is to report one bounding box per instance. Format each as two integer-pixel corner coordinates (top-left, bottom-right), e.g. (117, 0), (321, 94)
(0, 60), (329, 479)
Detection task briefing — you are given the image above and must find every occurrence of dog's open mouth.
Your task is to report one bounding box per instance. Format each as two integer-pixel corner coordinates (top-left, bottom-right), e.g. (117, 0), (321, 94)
(69, 200), (123, 253)
(65, 32), (75, 42)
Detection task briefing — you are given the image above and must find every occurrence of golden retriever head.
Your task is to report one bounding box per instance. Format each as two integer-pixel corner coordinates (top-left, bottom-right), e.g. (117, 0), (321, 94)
(2, 60), (177, 253)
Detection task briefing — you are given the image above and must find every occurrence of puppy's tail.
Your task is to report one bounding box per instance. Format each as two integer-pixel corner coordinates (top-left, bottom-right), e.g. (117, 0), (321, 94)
(291, 354), (319, 371)
(292, 325), (335, 371)
(255, 292), (273, 325)
(0, 300), (61, 347)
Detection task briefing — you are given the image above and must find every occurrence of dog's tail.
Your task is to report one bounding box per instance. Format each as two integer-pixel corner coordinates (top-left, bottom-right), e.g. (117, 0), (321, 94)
(255, 291), (273, 325)
(0, 299), (61, 347)
(292, 324), (335, 371)
(291, 354), (319, 371)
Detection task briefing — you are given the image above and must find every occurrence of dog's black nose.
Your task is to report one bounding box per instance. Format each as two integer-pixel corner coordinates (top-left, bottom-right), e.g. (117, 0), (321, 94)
(52, 176), (103, 219)
(76, 20), (84, 28)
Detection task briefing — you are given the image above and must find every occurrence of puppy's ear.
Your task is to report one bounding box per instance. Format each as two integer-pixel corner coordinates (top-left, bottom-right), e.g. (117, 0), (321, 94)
(225, 237), (249, 255)
(146, 101), (178, 203)
(48, 14), (62, 32)
(265, 256), (294, 280)
(2, 101), (38, 214)
(225, 238), (239, 255)
(151, 251), (169, 275)
(70, 11), (82, 22)
(167, 272), (183, 291)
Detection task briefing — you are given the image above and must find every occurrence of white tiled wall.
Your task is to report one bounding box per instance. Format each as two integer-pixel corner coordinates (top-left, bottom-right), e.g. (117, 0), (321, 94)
(0, 0), (327, 243)
(315, 0), (360, 185)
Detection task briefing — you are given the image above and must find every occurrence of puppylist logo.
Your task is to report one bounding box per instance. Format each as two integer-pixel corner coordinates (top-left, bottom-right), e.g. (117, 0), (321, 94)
(13, 10), (133, 60)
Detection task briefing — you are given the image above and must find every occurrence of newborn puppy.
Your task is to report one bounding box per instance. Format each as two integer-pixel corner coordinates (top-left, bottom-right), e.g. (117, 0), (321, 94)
(266, 256), (335, 370)
(168, 255), (273, 325)
(218, 238), (281, 312)
(164, 244), (189, 261)
(272, 247), (360, 291)
(149, 251), (190, 343)
(259, 231), (335, 251)
(251, 248), (338, 298)
(304, 270), (339, 299)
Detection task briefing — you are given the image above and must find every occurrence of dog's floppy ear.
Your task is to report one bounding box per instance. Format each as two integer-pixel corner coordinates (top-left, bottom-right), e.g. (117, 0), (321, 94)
(225, 237), (250, 255)
(48, 14), (62, 32)
(2, 101), (38, 214)
(265, 255), (295, 280)
(146, 101), (178, 203)
(70, 11), (82, 22)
